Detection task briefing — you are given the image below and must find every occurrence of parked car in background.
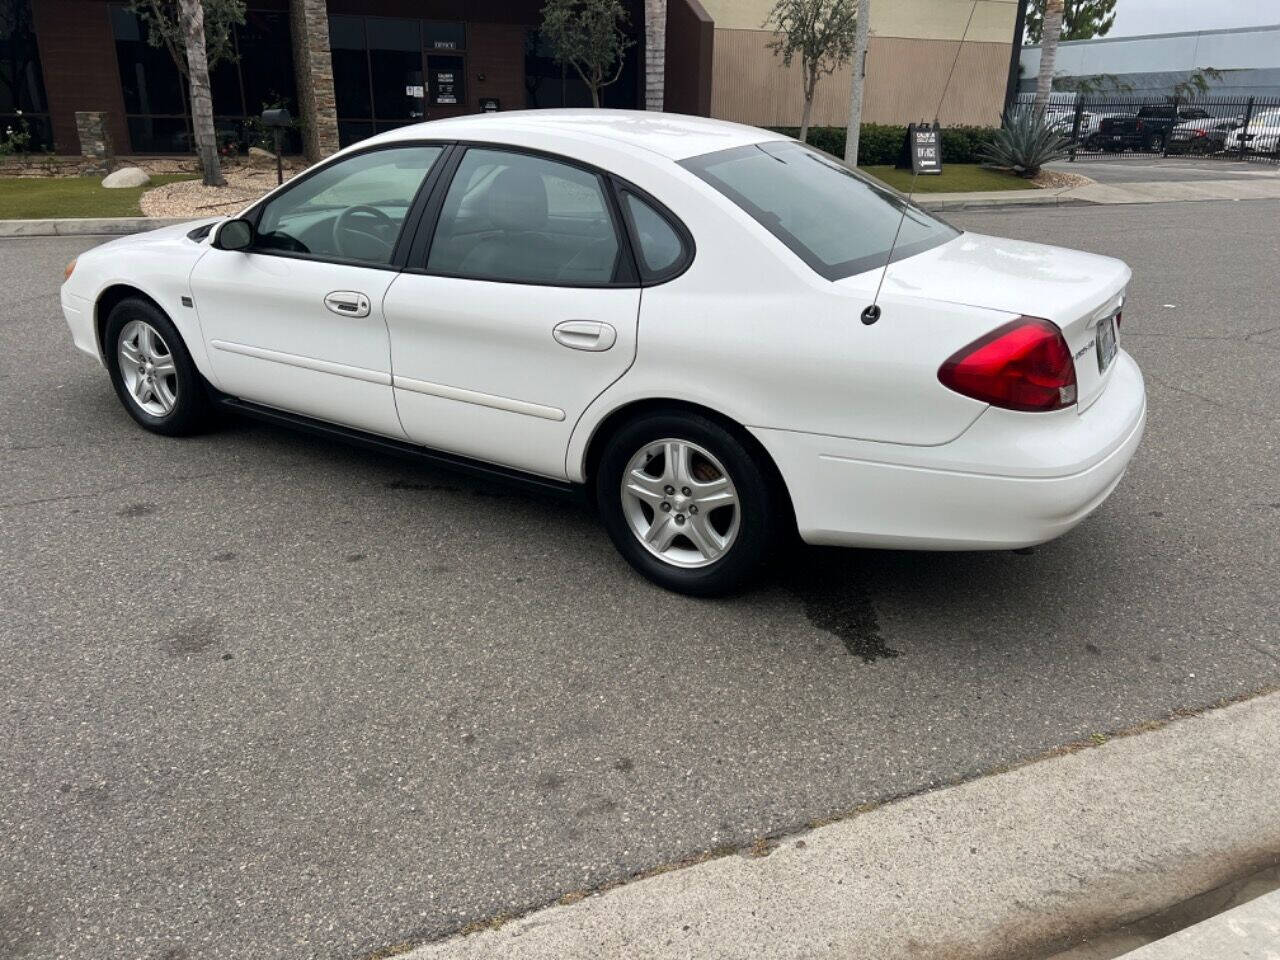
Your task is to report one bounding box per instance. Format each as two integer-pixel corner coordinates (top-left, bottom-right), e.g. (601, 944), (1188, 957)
(1225, 109), (1280, 155)
(1167, 117), (1242, 154)
(1095, 105), (1212, 153)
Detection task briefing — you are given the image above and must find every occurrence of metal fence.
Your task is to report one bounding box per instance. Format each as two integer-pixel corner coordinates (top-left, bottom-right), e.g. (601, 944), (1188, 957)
(1011, 93), (1280, 165)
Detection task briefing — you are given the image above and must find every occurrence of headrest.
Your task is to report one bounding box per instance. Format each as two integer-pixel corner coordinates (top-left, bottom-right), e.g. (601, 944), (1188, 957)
(487, 167), (548, 232)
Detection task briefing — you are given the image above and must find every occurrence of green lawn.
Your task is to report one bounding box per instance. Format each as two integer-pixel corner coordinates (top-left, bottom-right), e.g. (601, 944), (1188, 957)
(862, 164), (1037, 194)
(0, 174), (195, 219)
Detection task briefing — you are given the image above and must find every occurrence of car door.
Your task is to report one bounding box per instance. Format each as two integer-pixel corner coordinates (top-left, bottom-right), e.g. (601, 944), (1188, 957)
(189, 143), (446, 438)
(381, 146), (644, 478)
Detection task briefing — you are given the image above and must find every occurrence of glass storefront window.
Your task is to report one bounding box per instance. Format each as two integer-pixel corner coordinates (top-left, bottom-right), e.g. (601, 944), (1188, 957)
(329, 15), (466, 148)
(110, 4), (297, 155)
(0, 0), (53, 150)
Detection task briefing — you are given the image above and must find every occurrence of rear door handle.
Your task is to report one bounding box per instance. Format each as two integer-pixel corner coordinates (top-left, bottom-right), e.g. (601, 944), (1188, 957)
(324, 291), (371, 318)
(553, 320), (617, 352)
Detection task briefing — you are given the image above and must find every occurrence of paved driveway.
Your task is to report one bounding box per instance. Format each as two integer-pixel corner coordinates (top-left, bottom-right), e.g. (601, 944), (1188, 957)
(3, 199), (1279, 960)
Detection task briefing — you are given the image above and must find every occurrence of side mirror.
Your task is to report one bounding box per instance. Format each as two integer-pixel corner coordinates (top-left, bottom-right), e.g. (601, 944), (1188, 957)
(215, 218), (254, 251)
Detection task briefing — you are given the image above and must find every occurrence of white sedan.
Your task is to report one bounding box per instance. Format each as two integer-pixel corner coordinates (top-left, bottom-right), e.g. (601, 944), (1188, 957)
(60, 111), (1146, 595)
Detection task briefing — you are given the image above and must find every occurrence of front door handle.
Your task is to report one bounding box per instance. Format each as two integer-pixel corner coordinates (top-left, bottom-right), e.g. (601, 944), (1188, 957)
(324, 291), (371, 318)
(553, 320), (617, 352)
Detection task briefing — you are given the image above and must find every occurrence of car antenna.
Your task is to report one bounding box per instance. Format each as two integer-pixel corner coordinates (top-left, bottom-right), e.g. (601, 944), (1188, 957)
(862, 0), (980, 326)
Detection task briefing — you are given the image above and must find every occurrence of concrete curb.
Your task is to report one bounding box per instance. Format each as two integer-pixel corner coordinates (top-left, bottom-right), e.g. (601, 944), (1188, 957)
(920, 193), (1092, 212)
(402, 691), (1280, 960)
(0, 217), (189, 238)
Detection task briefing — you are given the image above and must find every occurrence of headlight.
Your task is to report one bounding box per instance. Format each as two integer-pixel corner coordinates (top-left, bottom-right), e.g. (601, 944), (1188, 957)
(64, 257), (77, 281)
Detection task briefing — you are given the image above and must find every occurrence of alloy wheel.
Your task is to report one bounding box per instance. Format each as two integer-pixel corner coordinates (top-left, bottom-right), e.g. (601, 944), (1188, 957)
(117, 319), (178, 417)
(620, 438), (740, 569)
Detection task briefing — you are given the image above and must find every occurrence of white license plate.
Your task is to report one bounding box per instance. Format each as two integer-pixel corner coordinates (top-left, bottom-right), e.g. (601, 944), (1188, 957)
(1096, 316), (1118, 372)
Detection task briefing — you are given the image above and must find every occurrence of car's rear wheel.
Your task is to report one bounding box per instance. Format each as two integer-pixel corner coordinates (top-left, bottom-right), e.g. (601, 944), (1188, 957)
(1146, 132), (1165, 153)
(595, 411), (783, 596)
(105, 298), (212, 436)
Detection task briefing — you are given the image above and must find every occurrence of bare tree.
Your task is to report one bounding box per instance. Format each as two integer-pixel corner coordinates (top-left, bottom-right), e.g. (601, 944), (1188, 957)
(178, 0), (224, 185)
(1033, 0), (1064, 114)
(842, 0), (870, 165)
(764, 0), (856, 143)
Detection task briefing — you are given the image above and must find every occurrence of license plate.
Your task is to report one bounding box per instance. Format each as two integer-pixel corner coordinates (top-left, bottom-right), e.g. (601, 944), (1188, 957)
(1096, 315), (1118, 372)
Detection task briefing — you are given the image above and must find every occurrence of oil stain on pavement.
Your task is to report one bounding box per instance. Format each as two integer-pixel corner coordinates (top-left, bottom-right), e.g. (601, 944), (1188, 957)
(787, 550), (900, 663)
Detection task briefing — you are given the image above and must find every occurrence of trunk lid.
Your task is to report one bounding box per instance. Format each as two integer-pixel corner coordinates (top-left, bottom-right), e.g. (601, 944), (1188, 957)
(871, 232), (1130, 411)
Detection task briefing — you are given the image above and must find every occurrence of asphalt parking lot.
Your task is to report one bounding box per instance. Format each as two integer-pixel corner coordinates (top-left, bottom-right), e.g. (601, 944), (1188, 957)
(3, 199), (1279, 960)
(1048, 155), (1280, 182)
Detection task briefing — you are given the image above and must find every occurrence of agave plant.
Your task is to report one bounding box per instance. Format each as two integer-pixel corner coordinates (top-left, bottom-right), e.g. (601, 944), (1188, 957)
(980, 109), (1072, 178)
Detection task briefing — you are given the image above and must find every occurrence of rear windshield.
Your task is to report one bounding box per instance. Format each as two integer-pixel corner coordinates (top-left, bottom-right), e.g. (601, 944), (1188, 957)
(681, 140), (959, 281)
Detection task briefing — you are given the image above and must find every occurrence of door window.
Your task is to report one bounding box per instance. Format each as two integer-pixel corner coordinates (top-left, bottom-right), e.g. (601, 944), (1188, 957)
(426, 148), (621, 285)
(254, 145), (443, 264)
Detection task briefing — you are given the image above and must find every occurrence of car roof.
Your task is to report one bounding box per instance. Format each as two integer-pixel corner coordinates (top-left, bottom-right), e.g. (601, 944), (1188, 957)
(365, 109), (788, 162)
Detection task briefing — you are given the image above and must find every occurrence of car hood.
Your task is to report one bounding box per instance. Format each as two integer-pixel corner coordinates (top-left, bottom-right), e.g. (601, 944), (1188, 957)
(91, 218), (219, 254)
(870, 231), (1130, 327)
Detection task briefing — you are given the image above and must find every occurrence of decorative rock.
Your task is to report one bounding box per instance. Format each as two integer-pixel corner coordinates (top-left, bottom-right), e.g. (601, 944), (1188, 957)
(248, 146), (277, 165)
(102, 166), (151, 188)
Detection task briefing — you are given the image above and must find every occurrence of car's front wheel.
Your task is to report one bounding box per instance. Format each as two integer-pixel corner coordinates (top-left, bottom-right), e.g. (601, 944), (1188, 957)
(595, 411), (784, 596)
(105, 297), (212, 436)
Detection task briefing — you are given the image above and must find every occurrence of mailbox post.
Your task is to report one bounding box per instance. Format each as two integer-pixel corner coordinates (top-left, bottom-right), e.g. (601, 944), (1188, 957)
(261, 107), (292, 185)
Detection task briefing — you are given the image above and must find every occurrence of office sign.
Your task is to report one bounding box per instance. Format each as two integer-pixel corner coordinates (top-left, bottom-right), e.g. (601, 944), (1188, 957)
(479, 97), (500, 113)
(429, 55), (464, 107)
(907, 123), (943, 175)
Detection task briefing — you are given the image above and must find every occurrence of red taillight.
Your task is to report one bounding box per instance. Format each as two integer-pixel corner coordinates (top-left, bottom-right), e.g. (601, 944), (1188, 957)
(1114, 310), (1122, 328)
(938, 317), (1078, 412)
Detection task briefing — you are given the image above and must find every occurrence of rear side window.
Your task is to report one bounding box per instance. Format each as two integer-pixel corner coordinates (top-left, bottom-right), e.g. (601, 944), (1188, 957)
(426, 148), (622, 286)
(621, 191), (688, 281)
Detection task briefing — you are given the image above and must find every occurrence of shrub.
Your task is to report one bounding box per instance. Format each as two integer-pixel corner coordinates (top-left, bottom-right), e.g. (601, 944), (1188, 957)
(977, 110), (1071, 177)
(768, 123), (999, 165)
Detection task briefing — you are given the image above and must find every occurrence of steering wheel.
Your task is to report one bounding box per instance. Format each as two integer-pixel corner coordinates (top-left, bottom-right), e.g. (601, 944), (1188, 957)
(333, 204), (396, 261)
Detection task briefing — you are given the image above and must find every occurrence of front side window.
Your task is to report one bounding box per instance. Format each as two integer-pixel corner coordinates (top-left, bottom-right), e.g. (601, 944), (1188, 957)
(427, 148), (621, 285)
(681, 141), (959, 281)
(255, 145), (443, 264)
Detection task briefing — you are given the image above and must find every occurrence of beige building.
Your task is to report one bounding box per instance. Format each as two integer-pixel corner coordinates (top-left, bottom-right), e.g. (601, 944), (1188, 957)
(698, 0), (1019, 128)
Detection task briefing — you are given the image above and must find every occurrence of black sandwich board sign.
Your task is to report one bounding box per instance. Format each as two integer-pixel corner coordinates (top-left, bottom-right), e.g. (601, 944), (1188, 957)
(896, 122), (943, 175)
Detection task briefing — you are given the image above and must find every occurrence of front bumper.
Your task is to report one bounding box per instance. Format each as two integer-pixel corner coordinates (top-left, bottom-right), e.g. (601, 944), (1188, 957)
(753, 350), (1147, 550)
(61, 288), (101, 363)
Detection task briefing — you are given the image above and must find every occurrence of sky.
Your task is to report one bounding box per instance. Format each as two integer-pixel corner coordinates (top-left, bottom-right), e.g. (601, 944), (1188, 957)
(1106, 0), (1278, 37)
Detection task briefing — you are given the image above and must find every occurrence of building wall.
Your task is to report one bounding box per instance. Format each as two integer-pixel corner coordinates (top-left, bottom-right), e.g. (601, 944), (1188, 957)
(664, 0), (714, 116)
(31, 0), (128, 155)
(701, 0), (1017, 128)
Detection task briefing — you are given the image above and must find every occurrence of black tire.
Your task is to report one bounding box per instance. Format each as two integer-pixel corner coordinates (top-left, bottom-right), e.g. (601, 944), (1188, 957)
(1084, 134), (1103, 151)
(104, 297), (213, 436)
(1146, 132), (1164, 153)
(595, 410), (784, 597)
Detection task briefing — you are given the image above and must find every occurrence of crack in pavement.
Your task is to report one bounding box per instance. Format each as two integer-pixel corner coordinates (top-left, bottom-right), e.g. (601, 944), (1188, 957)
(0, 469), (240, 511)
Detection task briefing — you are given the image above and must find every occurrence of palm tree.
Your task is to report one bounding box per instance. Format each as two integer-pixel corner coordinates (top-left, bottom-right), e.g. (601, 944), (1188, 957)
(1034, 0), (1064, 114)
(843, 0), (870, 165)
(644, 0), (667, 110)
(178, 0), (225, 186)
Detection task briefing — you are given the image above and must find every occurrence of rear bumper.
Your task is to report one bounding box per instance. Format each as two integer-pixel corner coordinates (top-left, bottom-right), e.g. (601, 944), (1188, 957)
(754, 350), (1146, 550)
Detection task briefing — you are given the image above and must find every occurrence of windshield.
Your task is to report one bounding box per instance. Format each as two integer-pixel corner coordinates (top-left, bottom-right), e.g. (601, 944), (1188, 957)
(681, 140), (959, 281)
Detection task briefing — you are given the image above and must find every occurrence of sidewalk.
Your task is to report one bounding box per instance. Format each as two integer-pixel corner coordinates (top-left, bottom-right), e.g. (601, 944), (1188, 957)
(403, 691), (1280, 960)
(920, 175), (1280, 211)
